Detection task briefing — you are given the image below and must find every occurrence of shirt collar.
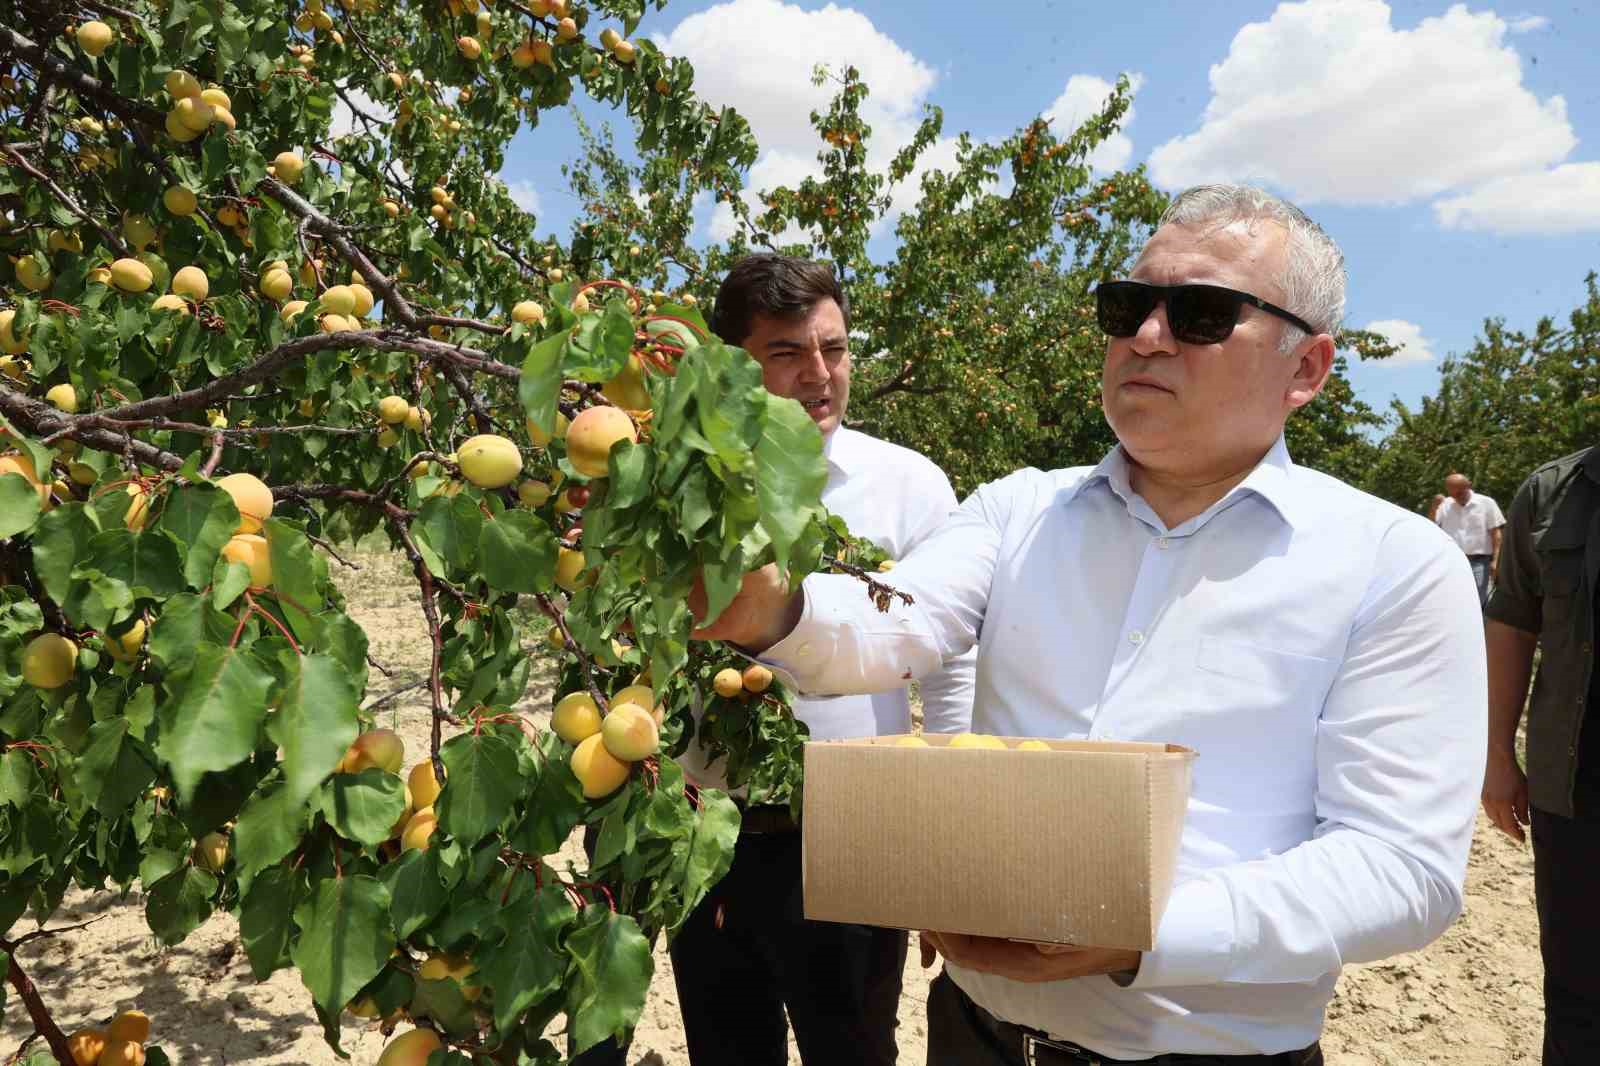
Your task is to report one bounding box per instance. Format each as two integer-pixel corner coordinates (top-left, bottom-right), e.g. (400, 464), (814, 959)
(1062, 435), (1307, 532)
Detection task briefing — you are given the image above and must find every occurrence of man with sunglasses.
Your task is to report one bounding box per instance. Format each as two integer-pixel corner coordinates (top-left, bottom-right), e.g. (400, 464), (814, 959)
(691, 183), (1486, 1066)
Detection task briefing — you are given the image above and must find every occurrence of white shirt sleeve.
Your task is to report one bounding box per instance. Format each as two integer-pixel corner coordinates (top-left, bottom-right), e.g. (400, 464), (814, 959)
(898, 462), (976, 735)
(1129, 519), (1486, 988)
(1487, 496), (1507, 529)
(765, 472), (1012, 697)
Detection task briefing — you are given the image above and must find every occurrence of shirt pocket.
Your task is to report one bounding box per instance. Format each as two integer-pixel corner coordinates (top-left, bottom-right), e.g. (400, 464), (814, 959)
(1535, 546), (1584, 650)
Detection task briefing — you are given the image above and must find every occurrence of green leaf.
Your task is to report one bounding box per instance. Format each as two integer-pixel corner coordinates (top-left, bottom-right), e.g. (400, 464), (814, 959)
(511, 736), (586, 855)
(378, 847), (454, 940)
(437, 732), (521, 844)
(477, 509), (559, 595)
(232, 781), (307, 894)
(755, 392), (829, 578)
(290, 875), (395, 1019)
(412, 495), (483, 576)
(564, 908), (653, 1053)
(78, 718), (159, 816)
(240, 864), (303, 980)
(145, 865), (217, 945)
(263, 518), (323, 643)
(156, 485), (239, 588)
(147, 593), (232, 674)
(320, 769), (406, 847)
(81, 529), (187, 598)
(29, 504), (93, 604)
(476, 885), (569, 1034)
(266, 653), (359, 809)
(518, 330), (566, 438)
(0, 751), (38, 807)
(676, 790), (741, 929)
(156, 642), (274, 799)
(0, 475), (42, 538)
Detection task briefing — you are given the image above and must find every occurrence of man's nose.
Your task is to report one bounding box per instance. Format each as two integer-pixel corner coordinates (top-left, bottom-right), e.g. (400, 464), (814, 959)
(797, 346), (829, 381)
(1130, 301), (1176, 357)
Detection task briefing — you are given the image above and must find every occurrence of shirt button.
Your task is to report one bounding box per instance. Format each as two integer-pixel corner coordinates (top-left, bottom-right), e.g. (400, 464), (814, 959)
(1129, 630), (1145, 646)
(1155, 538), (1169, 550)
(798, 643), (813, 657)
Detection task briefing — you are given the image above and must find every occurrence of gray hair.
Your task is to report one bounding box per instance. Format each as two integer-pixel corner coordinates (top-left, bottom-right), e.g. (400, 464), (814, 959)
(1157, 184), (1346, 352)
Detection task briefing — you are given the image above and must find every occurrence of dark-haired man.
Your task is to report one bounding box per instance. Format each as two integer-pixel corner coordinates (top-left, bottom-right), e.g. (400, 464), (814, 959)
(667, 253), (975, 1065)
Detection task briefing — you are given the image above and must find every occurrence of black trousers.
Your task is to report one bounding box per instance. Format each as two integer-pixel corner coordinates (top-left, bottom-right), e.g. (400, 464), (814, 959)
(1532, 805), (1600, 1065)
(670, 828), (908, 1066)
(926, 969), (1322, 1066)
(571, 826), (907, 1066)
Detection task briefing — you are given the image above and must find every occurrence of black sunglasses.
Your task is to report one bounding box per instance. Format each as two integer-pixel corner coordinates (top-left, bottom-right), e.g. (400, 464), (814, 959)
(1094, 280), (1317, 346)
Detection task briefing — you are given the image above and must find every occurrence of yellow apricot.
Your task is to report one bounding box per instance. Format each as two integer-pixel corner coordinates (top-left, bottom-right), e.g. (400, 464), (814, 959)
(171, 265), (209, 301)
(221, 533), (272, 587)
(400, 810), (437, 851)
(570, 733), (629, 798)
(742, 665), (772, 693)
(76, 21), (115, 57)
(712, 668), (743, 699)
(273, 151), (305, 184)
(601, 702), (658, 761)
(551, 691), (602, 744)
(21, 633), (78, 689)
(408, 760), (445, 808)
(216, 472), (273, 533)
(456, 434), (522, 489)
(566, 406), (636, 479)
(377, 1027), (443, 1066)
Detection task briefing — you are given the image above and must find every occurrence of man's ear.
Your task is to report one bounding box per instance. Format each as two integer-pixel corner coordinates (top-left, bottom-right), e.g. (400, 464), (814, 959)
(1286, 333), (1336, 410)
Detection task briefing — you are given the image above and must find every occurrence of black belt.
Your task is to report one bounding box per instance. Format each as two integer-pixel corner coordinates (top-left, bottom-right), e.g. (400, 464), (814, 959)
(736, 803), (798, 835)
(964, 979), (1319, 1066)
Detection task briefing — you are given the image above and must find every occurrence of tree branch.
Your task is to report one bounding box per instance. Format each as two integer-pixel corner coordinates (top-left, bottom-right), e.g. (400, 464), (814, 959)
(1, 146), (130, 258)
(0, 940), (75, 1066)
(0, 26), (165, 128)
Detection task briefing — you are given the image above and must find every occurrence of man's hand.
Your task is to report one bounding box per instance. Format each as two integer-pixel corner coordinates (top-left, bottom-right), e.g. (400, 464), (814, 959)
(1482, 750), (1530, 843)
(688, 562), (806, 652)
(919, 932), (1141, 985)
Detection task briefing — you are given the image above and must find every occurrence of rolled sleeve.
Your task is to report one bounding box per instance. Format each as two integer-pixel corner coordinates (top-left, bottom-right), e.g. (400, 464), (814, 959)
(1485, 477), (1543, 633)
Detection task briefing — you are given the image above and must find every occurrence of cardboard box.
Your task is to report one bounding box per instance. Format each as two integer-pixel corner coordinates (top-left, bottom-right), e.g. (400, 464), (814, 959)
(802, 735), (1194, 950)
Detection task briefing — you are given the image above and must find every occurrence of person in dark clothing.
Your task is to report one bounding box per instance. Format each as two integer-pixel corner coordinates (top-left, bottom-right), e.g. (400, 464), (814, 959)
(1483, 445), (1600, 1065)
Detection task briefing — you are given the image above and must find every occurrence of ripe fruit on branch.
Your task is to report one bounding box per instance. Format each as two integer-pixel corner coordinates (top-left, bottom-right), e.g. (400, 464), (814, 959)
(216, 472), (273, 533)
(194, 830), (229, 871)
(512, 300), (545, 324)
(552, 691), (602, 743)
(173, 96), (214, 133)
(0, 308), (28, 354)
(419, 953), (479, 1001)
(601, 702), (659, 761)
(97, 1039), (144, 1066)
(377, 1028), (443, 1066)
(457, 434), (522, 488)
(408, 760), (445, 808)
(517, 479), (551, 507)
(571, 733), (629, 798)
(46, 383), (78, 413)
(712, 668), (743, 699)
(165, 70), (201, 98)
(526, 410), (568, 447)
(260, 268), (293, 301)
(109, 258), (153, 293)
(221, 533), (272, 587)
(105, 619), (148, 663)
(349, 282), (375, 317)
(600, 354), (652, 412)
(319, 285), (356, 316)
(273, 151), (305, 184)
(0, 451), (48, 503)
(123, 483), (151, 531)
(612, 40), (636, 64)
(108, 1010), (152, 1042)
(346, 728), (405, 773)
(21, 633), (78, 689)
(378, 395), (410, 424)
(162, 186), (197, 216)
(556, 17), (578, 41)
(76, 20), (115, 56)
(172, 266), (209, 301)
(404, 407), (428, 432)
(599, 28), (620, 50)
(67, 1029), (106, 1066)
(554, 546), (587, 592)
(742, 665), (772, 693)
(566, 406), (637, 478)
(457, 35), (482, 60)
(401, 810), (437, 851)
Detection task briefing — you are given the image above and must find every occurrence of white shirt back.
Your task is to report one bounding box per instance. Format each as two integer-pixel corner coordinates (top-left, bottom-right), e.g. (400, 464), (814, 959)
(678, 427), (975, 792)
(1434, 491), (1505, 556)
(764, 437), (1486, 1058)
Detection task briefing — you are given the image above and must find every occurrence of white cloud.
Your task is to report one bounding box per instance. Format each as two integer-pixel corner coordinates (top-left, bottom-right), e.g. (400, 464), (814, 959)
(1044, 73), (1143, 171)
(1364, 318), (1437, 366)
(1506, 13), (1550, 32)
(1433, 162), (1600, 233)
(503, 178), (542, 216)
(1148, 0), (1575, 204)
(656, 0), (942, 241)
(330, 86), (391, 140)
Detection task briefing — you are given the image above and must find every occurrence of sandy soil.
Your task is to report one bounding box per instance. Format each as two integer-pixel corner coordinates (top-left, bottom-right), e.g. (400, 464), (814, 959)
(1, 550), (1545, 1064)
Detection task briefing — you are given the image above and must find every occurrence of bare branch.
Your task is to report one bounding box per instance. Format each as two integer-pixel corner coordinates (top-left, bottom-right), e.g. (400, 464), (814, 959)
(1, 146), (130, 257)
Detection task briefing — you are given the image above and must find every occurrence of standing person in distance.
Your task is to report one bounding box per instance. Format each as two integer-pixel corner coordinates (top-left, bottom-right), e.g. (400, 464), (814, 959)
(1434, 472), (1506, 607)
(677, 254), (976, 1066)
(1482, 447), (1600, 1065)
(692, 186), (1486, 1066)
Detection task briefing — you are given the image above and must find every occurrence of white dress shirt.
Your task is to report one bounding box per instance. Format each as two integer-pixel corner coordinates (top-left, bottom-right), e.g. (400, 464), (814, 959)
(763, 437), (1486, 1058)
(679, 426), (976, 791)
(1435, 492), (1506, 556)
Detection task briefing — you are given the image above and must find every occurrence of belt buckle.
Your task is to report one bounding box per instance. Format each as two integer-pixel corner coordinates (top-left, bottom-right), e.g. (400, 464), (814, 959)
(1023, 1033), (1100, 1066)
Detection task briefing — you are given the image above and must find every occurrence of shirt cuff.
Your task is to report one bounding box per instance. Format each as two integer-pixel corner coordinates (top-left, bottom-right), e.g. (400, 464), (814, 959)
(1125, 877), (1236, 990)
(758, 579), (833, 693)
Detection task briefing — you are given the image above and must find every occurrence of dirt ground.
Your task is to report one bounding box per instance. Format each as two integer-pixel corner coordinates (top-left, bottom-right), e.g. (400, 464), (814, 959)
(1, 550), (1545, 1064)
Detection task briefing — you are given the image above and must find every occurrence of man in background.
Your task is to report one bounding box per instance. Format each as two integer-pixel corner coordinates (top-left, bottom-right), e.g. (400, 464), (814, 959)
(1483, 447), (1600, 1065)
(673, 253), (976, 1065)
(1435, 472), (1506, 606)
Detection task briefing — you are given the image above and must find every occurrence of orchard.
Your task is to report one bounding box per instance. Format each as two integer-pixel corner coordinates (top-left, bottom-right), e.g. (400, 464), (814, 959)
(0, 0), (915, 1060)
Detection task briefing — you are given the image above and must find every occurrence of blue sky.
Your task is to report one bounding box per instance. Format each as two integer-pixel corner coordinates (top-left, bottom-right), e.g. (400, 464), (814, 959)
(486, 0), (1600, 418)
